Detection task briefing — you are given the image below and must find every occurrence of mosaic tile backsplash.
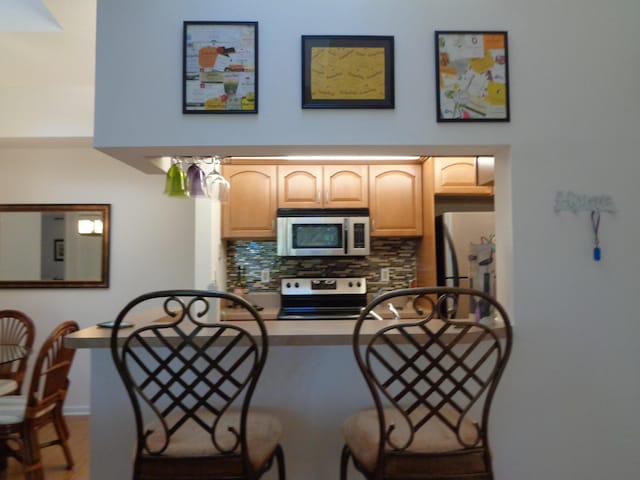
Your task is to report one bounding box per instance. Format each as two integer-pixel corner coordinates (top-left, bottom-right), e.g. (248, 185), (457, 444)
(225, 238), (419, 293)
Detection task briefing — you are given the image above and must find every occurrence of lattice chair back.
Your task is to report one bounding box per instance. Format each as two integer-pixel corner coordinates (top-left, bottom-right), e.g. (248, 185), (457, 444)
(348, 287), (513, 479)
(28, 320), (79, 411)
(0, 309), (35, 394)
(110, 290), (282, 480)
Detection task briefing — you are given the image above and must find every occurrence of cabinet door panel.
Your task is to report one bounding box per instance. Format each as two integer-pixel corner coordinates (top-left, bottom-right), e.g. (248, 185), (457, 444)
(324, 165), (368, 208)
(369, 165), (422, 237)
(278, 165), (322, 208)
(222, 165), (277, 239)
(434, 157), (493, 195)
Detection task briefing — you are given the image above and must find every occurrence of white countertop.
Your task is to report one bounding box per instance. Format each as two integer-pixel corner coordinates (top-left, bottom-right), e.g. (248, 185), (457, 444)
(65, 312), (504, 349)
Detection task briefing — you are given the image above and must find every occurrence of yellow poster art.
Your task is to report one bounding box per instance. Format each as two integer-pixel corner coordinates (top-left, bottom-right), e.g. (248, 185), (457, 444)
(310, 47), (386, 100)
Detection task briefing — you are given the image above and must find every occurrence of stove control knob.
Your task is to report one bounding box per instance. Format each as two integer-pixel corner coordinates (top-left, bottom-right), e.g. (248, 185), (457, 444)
(294, 282), (300, 288)
(286, 282), (291, 289)
(356, 281), (362, 287)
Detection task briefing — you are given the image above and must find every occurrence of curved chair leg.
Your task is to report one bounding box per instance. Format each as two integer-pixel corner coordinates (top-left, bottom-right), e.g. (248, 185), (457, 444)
(21, 424), (44, 480)
(340, 445), (351, 480)
(52, 410), (74, 469)
(274, 444), (286, 480)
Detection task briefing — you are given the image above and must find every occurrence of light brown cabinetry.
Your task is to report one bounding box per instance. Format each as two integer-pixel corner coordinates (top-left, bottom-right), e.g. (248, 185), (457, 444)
(278, 165), (368, 208)
(433, 157), (493, 195)
(221, 165), (277, 239)
(369, 165), (423, 237)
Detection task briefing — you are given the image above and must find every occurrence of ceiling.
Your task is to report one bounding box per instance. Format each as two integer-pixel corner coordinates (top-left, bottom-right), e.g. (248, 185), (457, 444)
(0, 0), (95, 90)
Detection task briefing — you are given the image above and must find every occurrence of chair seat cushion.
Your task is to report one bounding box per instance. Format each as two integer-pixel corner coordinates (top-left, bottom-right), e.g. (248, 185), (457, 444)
(0, 395), (57, 426)
(0, 395), (26, 424)
(342, 405), (479, 472)
(0, 380), (18, 396)
(144, 409), (282, 471)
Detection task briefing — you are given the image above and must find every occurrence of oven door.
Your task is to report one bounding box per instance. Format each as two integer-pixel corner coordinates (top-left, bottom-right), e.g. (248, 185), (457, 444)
(277, 217), (347, 256)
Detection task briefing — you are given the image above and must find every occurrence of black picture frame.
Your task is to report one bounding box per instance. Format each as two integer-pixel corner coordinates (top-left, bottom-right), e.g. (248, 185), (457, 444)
(54, 239), (64, 262)
(302, 35), (394, 109)
(435, 31), (510, 122)
(183, 21), (258, 114)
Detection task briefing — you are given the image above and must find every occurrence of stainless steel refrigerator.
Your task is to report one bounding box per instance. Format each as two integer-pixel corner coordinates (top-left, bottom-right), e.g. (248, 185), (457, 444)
(435, 211), (495, 317)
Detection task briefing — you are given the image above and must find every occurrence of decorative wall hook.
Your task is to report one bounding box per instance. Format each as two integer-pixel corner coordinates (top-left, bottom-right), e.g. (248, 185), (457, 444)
(554, 190), (616, 262)
(553, 190), (616, 214)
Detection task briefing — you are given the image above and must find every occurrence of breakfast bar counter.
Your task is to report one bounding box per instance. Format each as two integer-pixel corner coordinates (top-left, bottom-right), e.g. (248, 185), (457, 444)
(66, 316), (505, 480)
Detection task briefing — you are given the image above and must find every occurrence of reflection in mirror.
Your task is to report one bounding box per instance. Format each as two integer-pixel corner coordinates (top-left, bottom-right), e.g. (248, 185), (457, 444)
(0, 204), (110, 288)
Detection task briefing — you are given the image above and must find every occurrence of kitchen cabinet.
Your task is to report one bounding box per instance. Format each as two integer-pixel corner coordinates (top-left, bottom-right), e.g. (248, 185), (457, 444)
(221, 165), (277, 239)
(433, 157), (494, 196)
(369, 164), (423, 237)
(278, 165), (368, 208)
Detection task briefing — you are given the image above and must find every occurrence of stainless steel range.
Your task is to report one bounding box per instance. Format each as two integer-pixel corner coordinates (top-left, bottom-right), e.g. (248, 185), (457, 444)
(277, 277), (369, 320)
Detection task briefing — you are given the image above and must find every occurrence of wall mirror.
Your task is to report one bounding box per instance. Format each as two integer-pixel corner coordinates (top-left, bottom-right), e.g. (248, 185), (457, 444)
(0, 204), (110, 288)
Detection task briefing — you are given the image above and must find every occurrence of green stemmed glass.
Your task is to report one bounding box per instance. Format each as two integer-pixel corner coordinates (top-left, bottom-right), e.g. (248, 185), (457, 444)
(164, 158), (188, 198)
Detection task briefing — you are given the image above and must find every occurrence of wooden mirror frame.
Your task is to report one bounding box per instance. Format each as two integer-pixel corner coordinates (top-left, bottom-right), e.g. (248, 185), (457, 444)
(0, 204), (110, 288)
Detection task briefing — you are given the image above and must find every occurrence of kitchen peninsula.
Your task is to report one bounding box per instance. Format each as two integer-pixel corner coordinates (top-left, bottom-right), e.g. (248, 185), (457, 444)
(66, 309), (505, 480)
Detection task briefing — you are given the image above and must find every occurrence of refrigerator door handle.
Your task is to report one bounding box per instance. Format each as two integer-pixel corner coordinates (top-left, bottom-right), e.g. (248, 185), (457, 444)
(444, 225), (460, 288)
(443, 224), (460, 318)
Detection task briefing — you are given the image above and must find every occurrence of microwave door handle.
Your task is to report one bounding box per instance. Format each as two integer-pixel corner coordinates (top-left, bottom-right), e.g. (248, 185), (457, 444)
(283, 220), (290, 254)
(344, 219), (349, 255)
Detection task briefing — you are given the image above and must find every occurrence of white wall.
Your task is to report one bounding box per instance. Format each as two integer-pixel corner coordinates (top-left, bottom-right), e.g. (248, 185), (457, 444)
(0, 142), (196, 412)
(92, 0), (640, 479)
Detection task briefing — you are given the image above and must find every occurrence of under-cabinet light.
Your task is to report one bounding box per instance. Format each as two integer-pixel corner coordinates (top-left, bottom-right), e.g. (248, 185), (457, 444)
(229, 155), (422, 162)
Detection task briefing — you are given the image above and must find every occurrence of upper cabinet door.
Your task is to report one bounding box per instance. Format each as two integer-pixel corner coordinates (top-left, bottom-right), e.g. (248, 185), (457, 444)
(278, 165), (323, 208)
(222, 165), (277, 239)
(369, 164), (423, 237)
(278, 165), (368, 208)
(433, 157), (494, 195)
(323, 165), (368, 208)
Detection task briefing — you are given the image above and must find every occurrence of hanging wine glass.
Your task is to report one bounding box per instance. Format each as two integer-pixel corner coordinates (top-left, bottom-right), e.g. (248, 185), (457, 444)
(164, 157), (188, 198)
(186, 162), (208, 198)
(205, 156), (230, 199)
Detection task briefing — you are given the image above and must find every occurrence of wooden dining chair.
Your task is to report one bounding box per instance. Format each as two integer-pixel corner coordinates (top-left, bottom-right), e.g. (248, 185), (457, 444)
(0, 320), (79, 480)
(110, 290), (285, 480)
(340, 287), (513, 480)
(0, 310), (36, 395)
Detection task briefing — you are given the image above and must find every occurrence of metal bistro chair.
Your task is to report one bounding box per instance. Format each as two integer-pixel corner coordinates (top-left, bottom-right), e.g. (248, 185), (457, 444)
(340, 287), (513, 480)
(0, 320), (79, 479)
(110, 290), (285, 480)
(0, 310), (36, 396)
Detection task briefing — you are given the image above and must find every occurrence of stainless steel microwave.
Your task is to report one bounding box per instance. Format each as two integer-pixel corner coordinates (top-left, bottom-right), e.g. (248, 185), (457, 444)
(276, 208), (370, 257)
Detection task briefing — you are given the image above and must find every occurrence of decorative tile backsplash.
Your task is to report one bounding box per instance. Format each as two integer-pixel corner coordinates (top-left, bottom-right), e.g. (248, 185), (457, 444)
(225, 238), (419, 293)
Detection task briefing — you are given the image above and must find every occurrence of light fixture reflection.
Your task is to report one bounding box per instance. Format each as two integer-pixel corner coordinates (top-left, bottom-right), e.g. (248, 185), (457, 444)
(78, 219), (104, 235)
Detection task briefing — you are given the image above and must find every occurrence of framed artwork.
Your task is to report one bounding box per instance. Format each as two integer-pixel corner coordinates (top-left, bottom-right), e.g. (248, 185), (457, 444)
(435, 31), (510, 122)
(183, 21), (258, 114)
(54, 239), (64, 262)
(302, 35), (394, 109)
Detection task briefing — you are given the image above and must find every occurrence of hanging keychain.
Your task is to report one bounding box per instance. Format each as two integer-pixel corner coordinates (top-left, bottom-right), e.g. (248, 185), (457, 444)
(591, 209), (601, 261)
